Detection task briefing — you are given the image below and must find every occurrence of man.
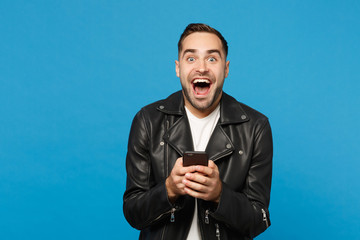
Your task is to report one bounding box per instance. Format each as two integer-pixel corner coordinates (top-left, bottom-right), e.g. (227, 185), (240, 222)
(123, 23), (273, 240)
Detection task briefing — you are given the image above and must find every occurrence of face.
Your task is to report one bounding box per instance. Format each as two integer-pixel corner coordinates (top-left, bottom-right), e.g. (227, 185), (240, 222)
(175, 32), (230, 117)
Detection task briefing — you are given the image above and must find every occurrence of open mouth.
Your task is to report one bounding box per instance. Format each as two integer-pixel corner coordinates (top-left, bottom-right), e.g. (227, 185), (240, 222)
(192, 79), (211, 96)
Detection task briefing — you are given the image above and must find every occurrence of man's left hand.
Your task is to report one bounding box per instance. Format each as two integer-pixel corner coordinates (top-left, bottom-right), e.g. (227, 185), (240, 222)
(182, 160), (222, 203)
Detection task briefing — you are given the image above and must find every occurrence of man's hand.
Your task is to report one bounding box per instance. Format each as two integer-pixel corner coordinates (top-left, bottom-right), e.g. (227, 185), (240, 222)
(165, 157), (197, 203)
(182, 160), (222, 203)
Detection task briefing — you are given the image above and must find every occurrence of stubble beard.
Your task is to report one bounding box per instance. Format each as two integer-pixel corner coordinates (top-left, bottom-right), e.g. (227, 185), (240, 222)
(181, 82), (223, 112)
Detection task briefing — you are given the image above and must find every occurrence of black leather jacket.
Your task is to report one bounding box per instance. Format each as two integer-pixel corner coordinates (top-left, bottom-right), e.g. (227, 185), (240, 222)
(123, 91), (273, 240)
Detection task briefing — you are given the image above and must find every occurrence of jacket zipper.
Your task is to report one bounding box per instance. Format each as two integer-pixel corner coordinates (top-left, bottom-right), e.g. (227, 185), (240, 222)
(160, 206), (176, 240)
(148, 206), (177, 226)
(204, 209), (210, 224)
(215, 223), (221, 240)
(204, 209), (221, 240)
(261, 208), (269, 228)
(170, 207), (176, 222)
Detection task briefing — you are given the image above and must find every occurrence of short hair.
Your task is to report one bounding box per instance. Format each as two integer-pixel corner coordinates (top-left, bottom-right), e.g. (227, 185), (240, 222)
(178, 23), (228, 58)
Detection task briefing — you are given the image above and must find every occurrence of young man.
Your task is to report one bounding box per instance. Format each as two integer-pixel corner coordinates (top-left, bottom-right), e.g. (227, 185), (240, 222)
(123, 23), (273, 240)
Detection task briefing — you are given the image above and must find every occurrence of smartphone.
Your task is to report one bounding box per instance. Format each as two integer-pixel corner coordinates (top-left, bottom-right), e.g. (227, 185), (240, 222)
(183, 151), (208, 167)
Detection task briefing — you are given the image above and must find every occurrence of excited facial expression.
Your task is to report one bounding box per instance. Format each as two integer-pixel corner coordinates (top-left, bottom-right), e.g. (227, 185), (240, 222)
(176, 32), (230, 118)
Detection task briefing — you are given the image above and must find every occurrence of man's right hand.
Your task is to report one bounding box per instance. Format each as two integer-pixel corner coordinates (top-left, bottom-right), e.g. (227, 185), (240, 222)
(165, 157), (196, 203)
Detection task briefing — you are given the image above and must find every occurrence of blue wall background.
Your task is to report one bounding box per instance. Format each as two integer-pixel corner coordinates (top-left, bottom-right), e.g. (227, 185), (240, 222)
(1, 1), (359, 239)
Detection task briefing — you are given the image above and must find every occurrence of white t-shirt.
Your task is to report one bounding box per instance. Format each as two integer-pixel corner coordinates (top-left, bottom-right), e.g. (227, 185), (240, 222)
(185, 105), (220, 240)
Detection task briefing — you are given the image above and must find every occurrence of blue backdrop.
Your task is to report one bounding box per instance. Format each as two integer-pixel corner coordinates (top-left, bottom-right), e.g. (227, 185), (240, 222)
(1, 1), (359, 239)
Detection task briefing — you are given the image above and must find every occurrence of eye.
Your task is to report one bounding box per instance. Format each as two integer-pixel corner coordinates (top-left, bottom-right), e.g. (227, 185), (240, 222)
(187, 57), (195, 62)
(208, 57), (216, 62)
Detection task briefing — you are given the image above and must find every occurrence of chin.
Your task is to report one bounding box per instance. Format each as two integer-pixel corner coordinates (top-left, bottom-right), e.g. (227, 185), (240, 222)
(189, 98), (214, 111)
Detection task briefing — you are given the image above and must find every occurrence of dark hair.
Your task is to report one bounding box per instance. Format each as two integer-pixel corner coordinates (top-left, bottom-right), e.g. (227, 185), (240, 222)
(178, 23), (228, 57)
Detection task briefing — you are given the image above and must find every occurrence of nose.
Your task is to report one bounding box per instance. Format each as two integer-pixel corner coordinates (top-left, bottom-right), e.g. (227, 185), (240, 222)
(196, 59), (208, 74)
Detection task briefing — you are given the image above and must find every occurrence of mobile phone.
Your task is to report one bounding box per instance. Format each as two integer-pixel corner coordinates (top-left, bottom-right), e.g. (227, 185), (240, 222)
(183, 151), (208, 167)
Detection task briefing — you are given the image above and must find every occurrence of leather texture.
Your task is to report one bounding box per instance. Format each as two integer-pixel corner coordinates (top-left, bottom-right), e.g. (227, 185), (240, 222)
(123, 91), (273, 240)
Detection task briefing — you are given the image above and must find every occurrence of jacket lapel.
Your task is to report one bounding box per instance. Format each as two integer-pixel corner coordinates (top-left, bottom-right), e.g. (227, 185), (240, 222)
(159, 91), (250, 162)
(159, 91), (194, 155)
(206, 124), (234, 161)
(206, 92), (250, 161)
(163, 114), (194, 155)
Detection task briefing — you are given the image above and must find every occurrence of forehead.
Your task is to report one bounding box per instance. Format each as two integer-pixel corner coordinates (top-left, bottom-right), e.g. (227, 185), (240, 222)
(181, 32), (224, 54)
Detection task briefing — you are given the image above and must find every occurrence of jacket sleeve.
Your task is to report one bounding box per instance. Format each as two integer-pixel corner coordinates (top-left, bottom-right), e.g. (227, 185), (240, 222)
(123, 109), (173, 230)
(212, 119), (273, 238)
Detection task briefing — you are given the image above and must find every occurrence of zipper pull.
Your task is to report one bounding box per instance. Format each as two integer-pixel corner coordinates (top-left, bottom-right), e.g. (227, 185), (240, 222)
(261, 209), (269, 228)
(215, 223), (220, 240)
(205, 209), (210, 224)
(170, 207), (176, 223)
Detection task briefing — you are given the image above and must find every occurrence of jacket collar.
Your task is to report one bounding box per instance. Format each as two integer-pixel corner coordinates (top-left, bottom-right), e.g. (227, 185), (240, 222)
(157, 90), (250, 124)
(156, 91), (185, 115)
(219, 92), (250, 124)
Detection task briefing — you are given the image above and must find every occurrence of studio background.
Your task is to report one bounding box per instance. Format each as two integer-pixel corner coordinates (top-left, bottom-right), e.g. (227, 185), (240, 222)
(1, 1), (359, 239)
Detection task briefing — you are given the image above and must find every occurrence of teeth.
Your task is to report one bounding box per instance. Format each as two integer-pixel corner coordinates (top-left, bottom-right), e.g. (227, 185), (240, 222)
(193, 79), (210, 84)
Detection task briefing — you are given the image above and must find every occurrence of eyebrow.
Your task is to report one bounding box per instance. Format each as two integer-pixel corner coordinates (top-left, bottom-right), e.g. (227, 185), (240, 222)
(182, 49), (196, 58)
(181, 49), (223, 58)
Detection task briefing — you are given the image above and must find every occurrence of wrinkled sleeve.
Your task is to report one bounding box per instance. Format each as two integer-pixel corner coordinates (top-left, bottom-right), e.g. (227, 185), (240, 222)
(212, 119), (273, 238)
(123, 110), (173, 230)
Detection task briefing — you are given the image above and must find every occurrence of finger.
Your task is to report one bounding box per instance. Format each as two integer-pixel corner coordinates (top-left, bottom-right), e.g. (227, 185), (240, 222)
(171, 158), (182, 175)
(171, 165), (195, 179)
(175, 157), (183, 166)
(199, 160), (219, 176)
(176, 183), (186, 190)
(208, 160), (217, 169)
(183, 178), (207, 193)
(184, 186), (208, 199)
(184, 173), (209, 187)
(178, 165), (197, 175)
(173, 158), (196, 175)
(182, 178), (203, 192)
(194, 165), (213, 176)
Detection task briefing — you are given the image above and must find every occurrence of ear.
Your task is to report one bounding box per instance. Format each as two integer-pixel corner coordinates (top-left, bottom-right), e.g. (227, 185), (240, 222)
(225, 60), (230, 78)
(175, 60), (180, 77)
